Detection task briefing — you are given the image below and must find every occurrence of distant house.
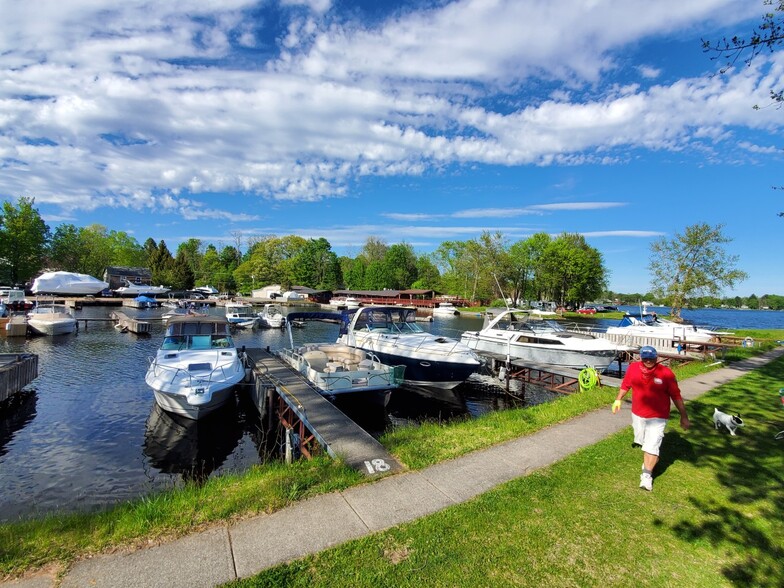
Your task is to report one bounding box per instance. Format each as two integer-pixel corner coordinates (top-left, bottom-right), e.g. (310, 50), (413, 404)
(103, 266), (152, 291)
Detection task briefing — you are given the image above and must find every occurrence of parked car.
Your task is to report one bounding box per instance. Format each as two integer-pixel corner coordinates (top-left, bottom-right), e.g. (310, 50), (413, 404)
(576, 307), (597, 314)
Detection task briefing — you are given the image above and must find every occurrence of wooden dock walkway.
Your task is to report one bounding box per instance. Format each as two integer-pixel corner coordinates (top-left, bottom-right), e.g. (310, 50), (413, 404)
(244, 348), (404, 476)
(0, 353), (38, 403)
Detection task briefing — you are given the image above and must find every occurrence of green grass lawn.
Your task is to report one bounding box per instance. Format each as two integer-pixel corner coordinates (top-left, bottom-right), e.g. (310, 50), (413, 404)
(1, 340), (782, 583)
(230, 355), (784, 587)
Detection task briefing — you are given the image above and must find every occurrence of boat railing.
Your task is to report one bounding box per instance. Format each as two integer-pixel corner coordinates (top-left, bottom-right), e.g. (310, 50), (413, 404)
(148, 355), (241, 388)
(562, 321), (606, 335)
(379, 332), (475, 359)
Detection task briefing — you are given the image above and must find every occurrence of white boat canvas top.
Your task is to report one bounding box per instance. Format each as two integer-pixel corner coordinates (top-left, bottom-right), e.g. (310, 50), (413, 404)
(31, 271), (109, 295)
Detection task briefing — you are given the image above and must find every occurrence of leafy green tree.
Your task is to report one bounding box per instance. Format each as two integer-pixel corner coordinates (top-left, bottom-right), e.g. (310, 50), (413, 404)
(0, 197), (50, 284)
(506, 233), (551, 305)
(360, 237), (388, 264)
(538, 233), (606, 308)
(107, 230), (145, 268)
(294, 238), (341, 289)
(411, 255), (440, 290)
(78, 225), (115, 279)
(176, 239), (203, 278)
(383, 243), (418, 290)
(649, 223), (748, 320)
(364, 260), (390, 290)
(341, 256), (366, 290)
(49, 223), (82, 271)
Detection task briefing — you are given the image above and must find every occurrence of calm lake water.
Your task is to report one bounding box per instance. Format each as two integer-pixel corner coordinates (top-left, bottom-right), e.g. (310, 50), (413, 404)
(0, 306), (531, 522)
(1, 304), (780, 522)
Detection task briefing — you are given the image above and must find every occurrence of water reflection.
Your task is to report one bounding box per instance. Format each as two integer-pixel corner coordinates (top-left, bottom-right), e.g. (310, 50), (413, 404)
(143, 402), (243, 483)
(0, 390), (38, 458)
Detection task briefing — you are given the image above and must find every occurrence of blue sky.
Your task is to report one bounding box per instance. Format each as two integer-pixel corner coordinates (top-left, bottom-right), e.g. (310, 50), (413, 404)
(1, 0), (782, 296)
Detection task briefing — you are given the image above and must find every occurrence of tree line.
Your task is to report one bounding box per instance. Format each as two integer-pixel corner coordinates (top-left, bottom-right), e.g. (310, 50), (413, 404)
(0, 197), (609, 306)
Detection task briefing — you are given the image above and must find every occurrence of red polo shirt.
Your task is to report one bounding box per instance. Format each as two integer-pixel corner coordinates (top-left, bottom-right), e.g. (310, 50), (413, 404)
(621, 361), (682, 419)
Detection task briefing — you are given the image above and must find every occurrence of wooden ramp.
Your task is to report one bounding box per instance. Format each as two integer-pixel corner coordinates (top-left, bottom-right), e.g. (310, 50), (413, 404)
(245, 348), (404, 476)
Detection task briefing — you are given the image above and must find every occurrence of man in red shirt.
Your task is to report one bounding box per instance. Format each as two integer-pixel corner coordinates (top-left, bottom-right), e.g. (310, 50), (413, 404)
(612, 346), (690, 491)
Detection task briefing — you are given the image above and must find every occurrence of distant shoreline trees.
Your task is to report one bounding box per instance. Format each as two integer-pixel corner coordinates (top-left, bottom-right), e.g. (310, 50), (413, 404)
(1, 197), (766, 308)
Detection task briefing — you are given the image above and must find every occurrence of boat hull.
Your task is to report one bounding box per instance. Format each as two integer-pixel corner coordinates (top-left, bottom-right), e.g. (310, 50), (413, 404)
(27, 318), (77, 336)
(150, 385), (237, 420)
(461, 334), (619, 372)
(369, 349), (478, 389)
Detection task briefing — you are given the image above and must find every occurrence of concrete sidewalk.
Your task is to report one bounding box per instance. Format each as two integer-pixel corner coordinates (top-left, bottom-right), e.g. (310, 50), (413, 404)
(7, 349), (783, 588)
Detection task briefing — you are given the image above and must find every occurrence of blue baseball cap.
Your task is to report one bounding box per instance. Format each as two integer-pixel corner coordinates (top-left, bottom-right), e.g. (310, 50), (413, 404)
(640, 346), (657, 360)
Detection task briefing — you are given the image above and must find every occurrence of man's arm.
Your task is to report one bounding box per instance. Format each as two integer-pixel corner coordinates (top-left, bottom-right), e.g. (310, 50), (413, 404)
(612, 388), (629, 413)
(673, 396), (690, 430)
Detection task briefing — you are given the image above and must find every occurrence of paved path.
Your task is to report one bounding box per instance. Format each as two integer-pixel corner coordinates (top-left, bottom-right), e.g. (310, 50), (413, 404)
(6, 349), (782, 588)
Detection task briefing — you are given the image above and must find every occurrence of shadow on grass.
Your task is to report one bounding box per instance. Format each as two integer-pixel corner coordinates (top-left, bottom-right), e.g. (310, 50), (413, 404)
(656, 356), (784, 586)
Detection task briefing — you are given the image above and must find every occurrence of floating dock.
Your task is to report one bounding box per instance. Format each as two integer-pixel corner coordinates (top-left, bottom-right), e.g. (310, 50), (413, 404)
(109, 311), (151, 334)
(244, 348), (403, 476)
(0, 353), (38, 403)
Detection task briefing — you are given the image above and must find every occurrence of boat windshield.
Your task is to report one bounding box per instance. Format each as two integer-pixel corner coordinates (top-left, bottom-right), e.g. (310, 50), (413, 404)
(162, 320), (234, 349)
(161, 334), (234, 350)
(353, 307), (424, 334)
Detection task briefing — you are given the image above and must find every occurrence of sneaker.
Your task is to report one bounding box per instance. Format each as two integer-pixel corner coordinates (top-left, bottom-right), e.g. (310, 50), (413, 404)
(640, 473), (653, 491)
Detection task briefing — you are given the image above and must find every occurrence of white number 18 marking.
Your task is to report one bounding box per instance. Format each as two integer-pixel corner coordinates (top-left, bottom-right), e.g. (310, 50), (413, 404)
(363, 458), (390, 473)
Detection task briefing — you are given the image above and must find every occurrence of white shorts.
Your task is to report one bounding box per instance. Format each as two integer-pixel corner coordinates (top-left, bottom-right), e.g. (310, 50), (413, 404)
(632, 414), (667, 456)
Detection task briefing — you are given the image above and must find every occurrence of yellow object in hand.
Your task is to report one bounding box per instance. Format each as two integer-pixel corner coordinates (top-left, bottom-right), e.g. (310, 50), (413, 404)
(612, 400), (622, 414)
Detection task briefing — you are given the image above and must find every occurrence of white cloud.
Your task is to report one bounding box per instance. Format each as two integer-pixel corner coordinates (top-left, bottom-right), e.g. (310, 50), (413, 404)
(0, 0), (779, 226)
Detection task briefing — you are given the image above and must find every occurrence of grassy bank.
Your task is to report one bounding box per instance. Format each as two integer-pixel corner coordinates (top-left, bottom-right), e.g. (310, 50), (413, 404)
(232, 354), (784, 588)
(0, 332), (780, 580)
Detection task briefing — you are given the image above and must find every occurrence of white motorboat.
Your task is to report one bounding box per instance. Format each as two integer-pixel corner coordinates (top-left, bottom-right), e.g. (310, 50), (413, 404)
(460, 308), (623, 373)
(162, 307), (208, 324)
(277, 343), (404, 404)
(192, 285), (219, 297)
(336, 306), (481, 389)
(257, 303), (286, 328)
(145, 315), (246, 420)
(26, 304), (77, 336)
(115, 281), (170, 297)
(604, 313), (726, 343)
(31, 271), (109, 296)
(329, 296), (361, 309)
(225, 301), (258, 328)
(432, 302), (460, 317)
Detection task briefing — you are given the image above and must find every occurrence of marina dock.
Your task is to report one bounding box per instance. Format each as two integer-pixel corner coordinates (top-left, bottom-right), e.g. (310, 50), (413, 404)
(244, 348), (403, 476)
(0, 353), (38, 403)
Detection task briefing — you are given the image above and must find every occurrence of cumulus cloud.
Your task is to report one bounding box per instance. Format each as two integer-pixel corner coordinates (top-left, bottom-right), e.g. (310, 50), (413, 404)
(0, 0), (779, 230)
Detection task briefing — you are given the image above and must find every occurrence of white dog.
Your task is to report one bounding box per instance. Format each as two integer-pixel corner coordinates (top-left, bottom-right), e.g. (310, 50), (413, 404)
(713, 408), (744, 435)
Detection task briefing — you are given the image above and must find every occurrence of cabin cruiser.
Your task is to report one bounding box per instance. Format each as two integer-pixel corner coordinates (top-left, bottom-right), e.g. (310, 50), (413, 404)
(145, 316), (246, 420)
(115, 281), (170, 297)
(277, 342), (404, 405)
(336, 306), (480, 389)
(225, 301), (257, 328)
(26, 303), (77, 336)
(432, 302), (460, 317)
(257, 303), (286, 328)
(192, 285), (219, 297)
(31, 271), (109, 296)
(329, 296), (361, 309)
(460, 308), (624, 373)
(604, 313), (725, 343)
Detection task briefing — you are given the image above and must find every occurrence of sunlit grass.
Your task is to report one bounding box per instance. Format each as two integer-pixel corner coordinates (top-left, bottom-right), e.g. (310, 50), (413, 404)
(231, 355), (784, 588)
(0, 458), (362, 579)
(1, 340), (781, 581)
